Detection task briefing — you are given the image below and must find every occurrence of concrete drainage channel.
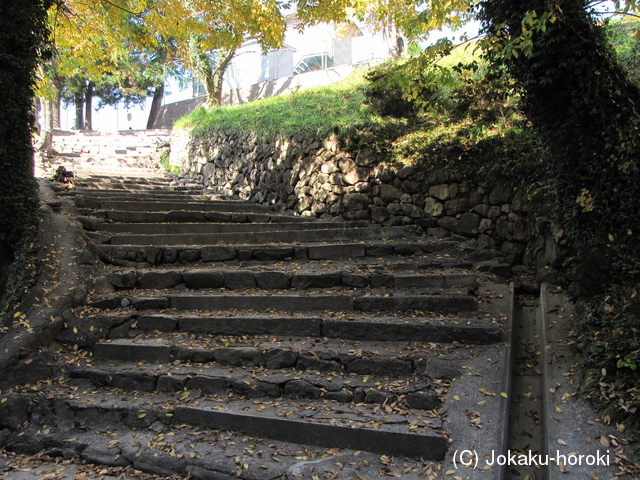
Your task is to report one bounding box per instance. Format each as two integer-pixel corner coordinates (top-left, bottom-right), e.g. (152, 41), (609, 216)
(506, 284), (625, 480)
(0, 175), (626, 479)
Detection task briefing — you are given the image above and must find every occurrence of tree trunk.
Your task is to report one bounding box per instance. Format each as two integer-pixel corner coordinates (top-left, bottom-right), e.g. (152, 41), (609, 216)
(206, 47), (236, 108)
(74, 90), (84, 130)
(0, 1), (49, 254)
(146, 82), (165, 129)
(52, 79), (61, 129)
(84, 82), (94, 130)
(35, 97), (53, 156)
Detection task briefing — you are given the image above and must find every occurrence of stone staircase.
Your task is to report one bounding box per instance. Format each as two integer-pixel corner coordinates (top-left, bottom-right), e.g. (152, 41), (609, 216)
(5, 175), (513, 479)
(37, 130), (171, 178)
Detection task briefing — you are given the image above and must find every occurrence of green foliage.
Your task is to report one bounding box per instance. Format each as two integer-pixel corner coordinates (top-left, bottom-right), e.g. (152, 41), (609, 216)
(479, 0), (640, 297)
(160, 151), (180, 175)
(176, 72), (384, 139)
(607, 19), (640, 86)
(361, 39), (461, 117)
(379, 59), (548, 195)
(478, 0), (640, 437)
(180, 50), (547, 201)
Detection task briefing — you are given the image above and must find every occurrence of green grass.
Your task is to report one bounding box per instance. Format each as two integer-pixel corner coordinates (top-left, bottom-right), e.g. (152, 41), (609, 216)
(176, 71), (385, 139)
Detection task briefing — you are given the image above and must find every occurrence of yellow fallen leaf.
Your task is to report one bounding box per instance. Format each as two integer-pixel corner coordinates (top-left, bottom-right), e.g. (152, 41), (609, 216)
(557, 438), (567, 446)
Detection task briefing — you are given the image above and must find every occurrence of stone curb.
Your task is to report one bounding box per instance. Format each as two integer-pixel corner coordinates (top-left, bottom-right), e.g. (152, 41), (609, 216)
(497, 282), (516, 480)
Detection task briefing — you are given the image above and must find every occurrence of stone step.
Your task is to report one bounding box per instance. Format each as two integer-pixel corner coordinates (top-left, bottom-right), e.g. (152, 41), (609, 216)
(76, 198), (276, 214)
(96, 239), (461, 265)
(91, 312), (501, 344)
(67, 192), (225, 203)
(75, 170), (162, 179)
(69, 188), (209, 197)
(96, 220), (338, 234)
(106, 225), (421, 246)
(16, 386), (448, 460)
(88, 291), (478, 314)
(49, 161), (158, 172)
(21, 173), (515, 477)
(52, 158), (158, 169)
(88, 209), (337, 224)
(77, 175), (180, 185)
(69, 365), (440, 413)
(104, 266), (478, 292)
(5, 418), (435, 479)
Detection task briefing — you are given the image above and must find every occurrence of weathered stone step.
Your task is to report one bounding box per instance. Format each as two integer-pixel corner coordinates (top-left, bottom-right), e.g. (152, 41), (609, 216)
(97, 239), (466, 265)
(88, 209), (340, 224)
(64, 166), (162, 177)
(89, 336), (473, 374)
(5, 417), (432, 480)
(122, 312), (500, 343)
(96, 220), (351, 234)
(107, 225), (420, 246)
(56, 155), (157, 166)
(105, 266), (478, 291)
(75, 198), (277, 214)
(24, 388), (448, 459)
(76, 177), (196, 190)
(89, 291), (478, 314)
(68, 357), (441, 409)
(96, 219), (350, 235)
(71, 193), (223, 204)
(68, 188), (209, 197)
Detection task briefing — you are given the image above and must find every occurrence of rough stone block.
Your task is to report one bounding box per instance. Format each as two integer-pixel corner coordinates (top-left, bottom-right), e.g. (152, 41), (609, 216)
(341, 273), (369, 288)
(347, 358), (412, 377)
(458, 213), (481, 236)
(178, 249), (201, 263)
(109, 270), (137, 288)
(405, 392), (438, 410)
(296, 355), (342, 373)
(365, 389), (395, 405)
(264, 348), (298, 369)
(214, 347), (262, 366)
(429, 184), (450, 201)
(284, 379), (322, 399)
(291, 273), (342, 289)
(138, 270), (183, 289)
(200, 246), (236, 262)
(186, 376), (228, 394)
(308, 244), (365, 259)
(183, 270), (225, 289)
(255, 271), (291, 289)
(204, 212), (231, 222)
(224, 270), (256, 290)
(252, 247), (294, 261)
(136, 315), (178, 331)
(324, 390), (353, 403)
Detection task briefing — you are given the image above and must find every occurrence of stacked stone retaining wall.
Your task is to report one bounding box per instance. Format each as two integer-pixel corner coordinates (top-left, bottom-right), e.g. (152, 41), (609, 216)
(171, 129), (561, 276)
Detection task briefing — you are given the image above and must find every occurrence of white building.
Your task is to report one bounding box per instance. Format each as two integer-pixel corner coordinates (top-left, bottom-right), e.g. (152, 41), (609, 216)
(58, 18), (392, 131)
